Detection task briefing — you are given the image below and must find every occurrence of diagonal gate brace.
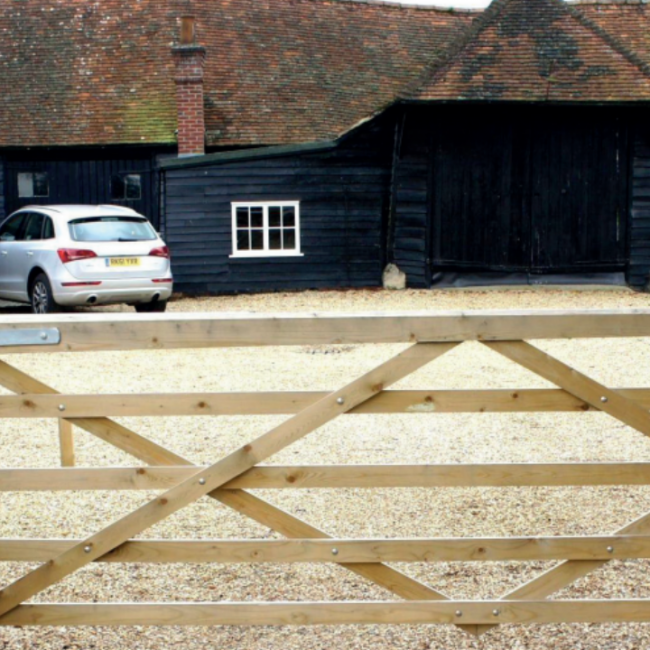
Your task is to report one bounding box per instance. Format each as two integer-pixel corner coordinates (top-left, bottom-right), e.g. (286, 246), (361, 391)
(0, 343), (461, 622)
(0, 360), (464, 619)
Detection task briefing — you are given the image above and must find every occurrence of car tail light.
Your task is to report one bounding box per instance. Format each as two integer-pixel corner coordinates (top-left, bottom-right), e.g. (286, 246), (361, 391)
(61, 281), (102, 287)
(152, 278), (173, 283)
(149, 246), (170, 259)
(57, 248), (97, 264)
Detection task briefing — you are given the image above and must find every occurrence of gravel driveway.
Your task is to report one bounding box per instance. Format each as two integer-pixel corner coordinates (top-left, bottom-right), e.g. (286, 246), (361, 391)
(2, 287), (650, 650)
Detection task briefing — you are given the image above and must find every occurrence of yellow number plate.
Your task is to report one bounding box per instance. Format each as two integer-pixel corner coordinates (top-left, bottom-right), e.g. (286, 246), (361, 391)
(109, 257), (140, 267)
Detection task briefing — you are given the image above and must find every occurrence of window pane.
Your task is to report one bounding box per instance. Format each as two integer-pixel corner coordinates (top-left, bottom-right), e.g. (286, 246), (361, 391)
(250, 207), (263, 228)
(23, 213), (44, 241)
(283, 206), (295, 227)
(269, 228), (282, 250)
(0, 214), (25, 241)
(237, 229), (250, 251)
(43, 217), (54, 240)
(236, 207), (249, 228)
(18, 173), (34, 198)
(251, 230), (264, 250)
(125, 174), (142, 200)
(269, 207), (282, 227)
(33, 173), (49, 197)
(283, 229), (296, 250)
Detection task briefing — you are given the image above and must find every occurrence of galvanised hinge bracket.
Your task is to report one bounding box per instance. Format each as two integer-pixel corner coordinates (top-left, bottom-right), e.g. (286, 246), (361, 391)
(0, 328), (61, 347)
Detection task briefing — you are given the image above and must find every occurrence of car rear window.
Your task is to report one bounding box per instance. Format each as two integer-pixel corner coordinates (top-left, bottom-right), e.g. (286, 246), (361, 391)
(69, 217), (156, 242)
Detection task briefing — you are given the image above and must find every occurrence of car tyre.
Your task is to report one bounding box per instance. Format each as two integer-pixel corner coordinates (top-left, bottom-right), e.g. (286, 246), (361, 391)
(135, 300), (168, 313)
(30, 274), (59, 314)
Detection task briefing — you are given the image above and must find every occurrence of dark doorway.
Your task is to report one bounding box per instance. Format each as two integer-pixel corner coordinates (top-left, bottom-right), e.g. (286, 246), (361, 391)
(430, 105), (631, 278)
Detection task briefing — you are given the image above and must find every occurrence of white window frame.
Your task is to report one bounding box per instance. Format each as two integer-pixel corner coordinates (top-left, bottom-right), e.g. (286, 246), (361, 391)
(230, 201), (303, 258)
(17, 171), (49, 198)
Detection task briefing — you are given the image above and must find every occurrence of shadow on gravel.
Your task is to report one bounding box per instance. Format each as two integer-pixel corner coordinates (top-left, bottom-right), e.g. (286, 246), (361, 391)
(0, 302), (31, 314)
(0, 301), (124, 315)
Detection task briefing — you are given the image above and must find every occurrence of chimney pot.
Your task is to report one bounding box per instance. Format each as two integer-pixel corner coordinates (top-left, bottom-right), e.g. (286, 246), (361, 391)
(180, 16), (195, 45)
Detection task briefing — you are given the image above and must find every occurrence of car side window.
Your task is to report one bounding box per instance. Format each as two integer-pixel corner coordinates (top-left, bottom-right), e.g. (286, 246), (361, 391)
(42, 217), (55, 240)
(0, 214), (26, 242)
(23, 213), (45, 241)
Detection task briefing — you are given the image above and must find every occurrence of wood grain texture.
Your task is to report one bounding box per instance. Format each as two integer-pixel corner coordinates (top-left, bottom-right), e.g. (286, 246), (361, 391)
(1, 310), (650, 353)
(4, 462), (650, 491)
(4, 600), (650, 626)
(57, 420), (74, 467)
(1, 536), (648, 563)
(6, 387), (650, 417)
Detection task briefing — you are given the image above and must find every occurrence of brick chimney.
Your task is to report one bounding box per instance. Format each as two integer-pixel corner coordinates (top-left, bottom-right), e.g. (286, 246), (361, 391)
(172, 16), (206, 157)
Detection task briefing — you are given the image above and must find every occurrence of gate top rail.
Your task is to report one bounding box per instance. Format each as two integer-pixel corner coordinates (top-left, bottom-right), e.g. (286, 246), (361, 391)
(0, 309), (649, 353)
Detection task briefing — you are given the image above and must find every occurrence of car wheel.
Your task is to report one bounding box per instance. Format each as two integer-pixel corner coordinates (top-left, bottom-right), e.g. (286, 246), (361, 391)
(31, 274), (59, 314)
(135, 300), (168, 313)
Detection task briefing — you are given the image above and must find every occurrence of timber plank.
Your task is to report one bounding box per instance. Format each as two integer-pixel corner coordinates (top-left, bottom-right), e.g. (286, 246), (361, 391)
(4, 462), (650, 491)
(11, 387), (650, 417)
(0, 310), (650, 353)
(4, 600), (650, 626)
(2, 536), (650, 563)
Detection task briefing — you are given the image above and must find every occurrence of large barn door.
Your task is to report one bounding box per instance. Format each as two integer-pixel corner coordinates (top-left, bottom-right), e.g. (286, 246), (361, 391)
(429, 106), (630, 280)
(528, 111), (629, 272)
(431, 116), (528, 271)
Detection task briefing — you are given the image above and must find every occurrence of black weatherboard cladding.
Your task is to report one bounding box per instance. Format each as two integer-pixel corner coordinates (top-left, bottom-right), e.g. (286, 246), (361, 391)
(1, 147), (167, 228)
(391, 104), (640, 287)
(163, 118), (393, 294)
(631, 127), (650, 290)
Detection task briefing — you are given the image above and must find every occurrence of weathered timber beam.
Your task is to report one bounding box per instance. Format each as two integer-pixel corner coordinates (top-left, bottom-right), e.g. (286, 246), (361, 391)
(0, 536), (647, 563)
(5, 388), (650, 417)
(3, 600), (650, 626)
(0, 309), (649, 353)
(3, 462), (650, 491)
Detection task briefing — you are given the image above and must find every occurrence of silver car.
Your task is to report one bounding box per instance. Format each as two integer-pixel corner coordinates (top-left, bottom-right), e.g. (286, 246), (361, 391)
(0, 205), (173, 313)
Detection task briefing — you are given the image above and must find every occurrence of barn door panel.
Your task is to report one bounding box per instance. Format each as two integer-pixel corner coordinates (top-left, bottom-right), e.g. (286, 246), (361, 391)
(529, 111), (629, 272)
(429, 106), (630, 278)
(431, 114), (522, 271)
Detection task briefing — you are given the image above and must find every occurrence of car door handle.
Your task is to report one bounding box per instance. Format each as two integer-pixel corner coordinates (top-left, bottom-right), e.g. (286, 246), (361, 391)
(0, 251), (7, 256)
(26, 251), (34, 257)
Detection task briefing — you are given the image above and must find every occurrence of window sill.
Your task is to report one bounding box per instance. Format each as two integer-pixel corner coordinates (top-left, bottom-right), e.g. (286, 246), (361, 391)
(229, 252), (305, 259)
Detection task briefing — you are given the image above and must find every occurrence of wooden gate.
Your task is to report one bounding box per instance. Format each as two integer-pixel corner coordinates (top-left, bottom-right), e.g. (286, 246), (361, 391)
(2, 310), (650, 632)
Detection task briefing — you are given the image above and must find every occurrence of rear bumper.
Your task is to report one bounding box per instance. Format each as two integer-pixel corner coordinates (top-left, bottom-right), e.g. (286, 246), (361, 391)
(53, 278), (173, 306)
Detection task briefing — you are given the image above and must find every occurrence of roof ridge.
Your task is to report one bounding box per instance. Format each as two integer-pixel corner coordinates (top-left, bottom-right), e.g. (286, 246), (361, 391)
(564, 1), (650, 78)
(400, 0), (514, 100)
(296, 0), (483, 13)
(567, 1), (648, 5)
